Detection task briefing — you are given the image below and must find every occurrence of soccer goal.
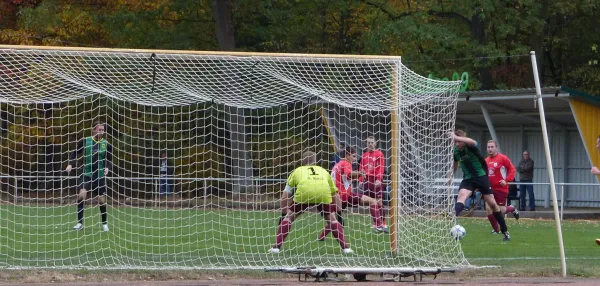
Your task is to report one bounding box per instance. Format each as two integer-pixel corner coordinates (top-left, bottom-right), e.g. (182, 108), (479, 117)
(0, 45), (465, 272)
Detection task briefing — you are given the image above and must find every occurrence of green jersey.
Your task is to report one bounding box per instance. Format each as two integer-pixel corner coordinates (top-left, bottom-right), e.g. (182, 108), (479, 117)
(286, 165), (337, 204)
(69, 136), (112, 178)
(454, 142), (488, 179)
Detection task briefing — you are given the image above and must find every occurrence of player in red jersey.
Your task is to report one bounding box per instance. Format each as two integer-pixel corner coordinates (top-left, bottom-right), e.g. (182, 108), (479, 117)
(318, 146), (387, 241)
(485, 140), (519, 234)
(359, 136), (386, 227)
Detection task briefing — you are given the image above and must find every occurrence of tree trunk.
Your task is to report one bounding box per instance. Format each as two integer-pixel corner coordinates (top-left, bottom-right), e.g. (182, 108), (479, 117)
(470, 13), (494, 90)
(530, 0), (548, 85)
(212, 0), (235, 50)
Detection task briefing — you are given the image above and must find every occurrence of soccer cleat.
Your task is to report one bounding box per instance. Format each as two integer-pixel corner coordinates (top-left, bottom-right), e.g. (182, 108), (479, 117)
(342, 248), (354, 254)
(491, 230), (500, 235)
(374, 226), (389, 233)
(503, 232), (511, 241)
(513, 209), (520, 221)
(73, 223), (83, 231)
(268, 248), (280, 254)
(596, 239), (600, 246)
(102, 224), (109, 232)
(316, 237), (325, 242)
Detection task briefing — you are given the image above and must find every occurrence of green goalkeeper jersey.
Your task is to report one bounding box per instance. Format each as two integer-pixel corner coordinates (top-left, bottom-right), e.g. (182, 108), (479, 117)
(286, 165), (337, 204)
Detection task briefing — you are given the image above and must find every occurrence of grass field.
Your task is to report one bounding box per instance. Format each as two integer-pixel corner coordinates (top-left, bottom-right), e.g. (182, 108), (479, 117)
(1, 204), (599, 277)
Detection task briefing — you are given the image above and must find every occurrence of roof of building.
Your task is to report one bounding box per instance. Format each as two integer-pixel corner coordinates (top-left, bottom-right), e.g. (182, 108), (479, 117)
(455, 86), (597, 130)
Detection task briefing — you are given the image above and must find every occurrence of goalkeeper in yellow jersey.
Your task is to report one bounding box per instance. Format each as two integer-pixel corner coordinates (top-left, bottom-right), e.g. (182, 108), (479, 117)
(268, 151), (353, 254)
(66, 122), (113, 232)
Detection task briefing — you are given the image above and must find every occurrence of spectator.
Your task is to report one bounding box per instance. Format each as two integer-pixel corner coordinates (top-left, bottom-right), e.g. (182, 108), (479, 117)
(517, 150), (535, 211)
(159, 152), (174, 196)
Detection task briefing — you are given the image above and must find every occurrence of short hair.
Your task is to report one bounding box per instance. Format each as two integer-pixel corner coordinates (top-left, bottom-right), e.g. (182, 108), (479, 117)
(487, 140), (497, 147)
(367, 136), (376, 141)
(338, 146), (356, 158)
(454, 129), (466, 137)
(92, 121), (104, 130)
(301, 151), (316, 165)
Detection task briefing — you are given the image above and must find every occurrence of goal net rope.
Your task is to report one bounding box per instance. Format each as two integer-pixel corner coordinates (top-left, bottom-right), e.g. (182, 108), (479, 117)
(0, 46), (466, 270)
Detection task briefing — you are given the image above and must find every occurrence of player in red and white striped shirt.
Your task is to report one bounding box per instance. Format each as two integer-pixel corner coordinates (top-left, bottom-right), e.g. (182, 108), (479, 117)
(485, 140), (519, 234)
(359, 136), (386, 227)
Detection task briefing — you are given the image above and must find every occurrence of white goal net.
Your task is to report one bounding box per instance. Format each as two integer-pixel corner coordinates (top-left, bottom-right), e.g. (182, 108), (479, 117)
(0, 46), (466, 270)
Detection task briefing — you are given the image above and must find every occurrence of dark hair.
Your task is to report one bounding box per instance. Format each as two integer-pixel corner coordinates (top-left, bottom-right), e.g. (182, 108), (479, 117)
(338, 146), (356, 158)
(92, 121), (104, 130)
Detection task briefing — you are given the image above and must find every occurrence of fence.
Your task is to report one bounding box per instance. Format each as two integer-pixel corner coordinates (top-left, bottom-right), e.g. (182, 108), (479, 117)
(2, 175), (599, 220)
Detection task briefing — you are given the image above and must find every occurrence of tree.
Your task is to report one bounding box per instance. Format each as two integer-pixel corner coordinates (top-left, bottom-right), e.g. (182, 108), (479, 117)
(212, 0), (235, 50)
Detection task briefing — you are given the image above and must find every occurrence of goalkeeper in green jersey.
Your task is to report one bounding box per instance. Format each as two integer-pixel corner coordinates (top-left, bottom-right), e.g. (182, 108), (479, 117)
(66, 122), (113, 232)
(269, 151), (353, 254)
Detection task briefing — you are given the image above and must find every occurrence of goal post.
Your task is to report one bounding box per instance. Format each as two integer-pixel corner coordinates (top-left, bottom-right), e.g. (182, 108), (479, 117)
(0, 45), (465, 270)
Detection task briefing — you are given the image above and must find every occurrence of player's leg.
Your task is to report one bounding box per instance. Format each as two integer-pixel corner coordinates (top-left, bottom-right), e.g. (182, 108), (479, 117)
(270, 203), (301, 252)
(318, 201), (346, 241)
(359, 194), (386, 232)
(322, 204), (352, 253)
(486, 191), (500, 234)
(454, 179), (475, 216)
(73, 176), (90, 230)
(481, 187), (510, 241)
(97, 178), (109, 231)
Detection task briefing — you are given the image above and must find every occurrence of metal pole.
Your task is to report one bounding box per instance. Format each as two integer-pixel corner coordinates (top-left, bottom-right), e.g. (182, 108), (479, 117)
(479, 104), (500, 151)
(531, 51), (567, 278)
(560, 184), (564, 221)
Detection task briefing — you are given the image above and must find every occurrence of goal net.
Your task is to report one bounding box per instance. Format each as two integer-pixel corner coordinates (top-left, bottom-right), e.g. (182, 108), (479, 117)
(0, 46), (466, 270)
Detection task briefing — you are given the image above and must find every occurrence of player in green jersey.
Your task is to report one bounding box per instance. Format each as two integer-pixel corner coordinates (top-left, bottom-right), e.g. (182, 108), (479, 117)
(452, 129), (510, 241)
(66, 122), (113, 232)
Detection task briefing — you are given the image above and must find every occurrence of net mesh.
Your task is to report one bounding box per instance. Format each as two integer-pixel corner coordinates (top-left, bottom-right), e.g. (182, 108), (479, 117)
(0, 47), (466, 269)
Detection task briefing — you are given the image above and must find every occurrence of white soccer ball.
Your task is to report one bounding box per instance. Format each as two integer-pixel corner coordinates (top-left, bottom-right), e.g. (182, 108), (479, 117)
(450, 225), (466, 240)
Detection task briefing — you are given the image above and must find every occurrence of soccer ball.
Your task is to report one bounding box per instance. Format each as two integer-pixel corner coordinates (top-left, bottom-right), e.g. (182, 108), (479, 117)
(450, 225), (466, 240)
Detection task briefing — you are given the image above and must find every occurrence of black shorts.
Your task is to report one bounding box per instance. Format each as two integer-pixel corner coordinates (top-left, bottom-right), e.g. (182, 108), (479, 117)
(78, 175), (107, 196)
(459, 176), (492, 195)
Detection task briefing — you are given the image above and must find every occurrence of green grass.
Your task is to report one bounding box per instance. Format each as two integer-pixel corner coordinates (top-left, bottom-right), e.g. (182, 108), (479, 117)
(459, 217), (600, 277)
(1, 204), (600, 277)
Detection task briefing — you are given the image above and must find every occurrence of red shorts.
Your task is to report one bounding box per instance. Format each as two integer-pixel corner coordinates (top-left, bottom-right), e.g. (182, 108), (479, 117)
(362, 176), (384, 199)
(290, 202), (336, 215)
(492, 190), (508, 206)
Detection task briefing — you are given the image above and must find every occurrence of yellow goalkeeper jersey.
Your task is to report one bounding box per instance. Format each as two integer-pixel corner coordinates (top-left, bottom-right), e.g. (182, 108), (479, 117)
(287, 165), (338, 204)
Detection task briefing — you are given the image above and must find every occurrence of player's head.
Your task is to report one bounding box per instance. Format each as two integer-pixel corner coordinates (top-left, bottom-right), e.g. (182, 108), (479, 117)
(366, 136), (377, 151)
(338, 142), (346, 151)
(522, 150), (530, 159)
(340, 146), (357, 163)
(92, 121), (105, 139)
(454, 129), (466, 149)
(301, 151), (317, 165)
(487, 140), (498, 156)
(161, 152), (167, 158)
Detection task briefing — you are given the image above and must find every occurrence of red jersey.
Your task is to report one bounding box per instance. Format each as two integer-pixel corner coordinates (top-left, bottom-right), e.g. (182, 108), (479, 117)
(359, 149), (385, 181)
(331, 160), (353, 201)
(485, 153), (516, 193)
